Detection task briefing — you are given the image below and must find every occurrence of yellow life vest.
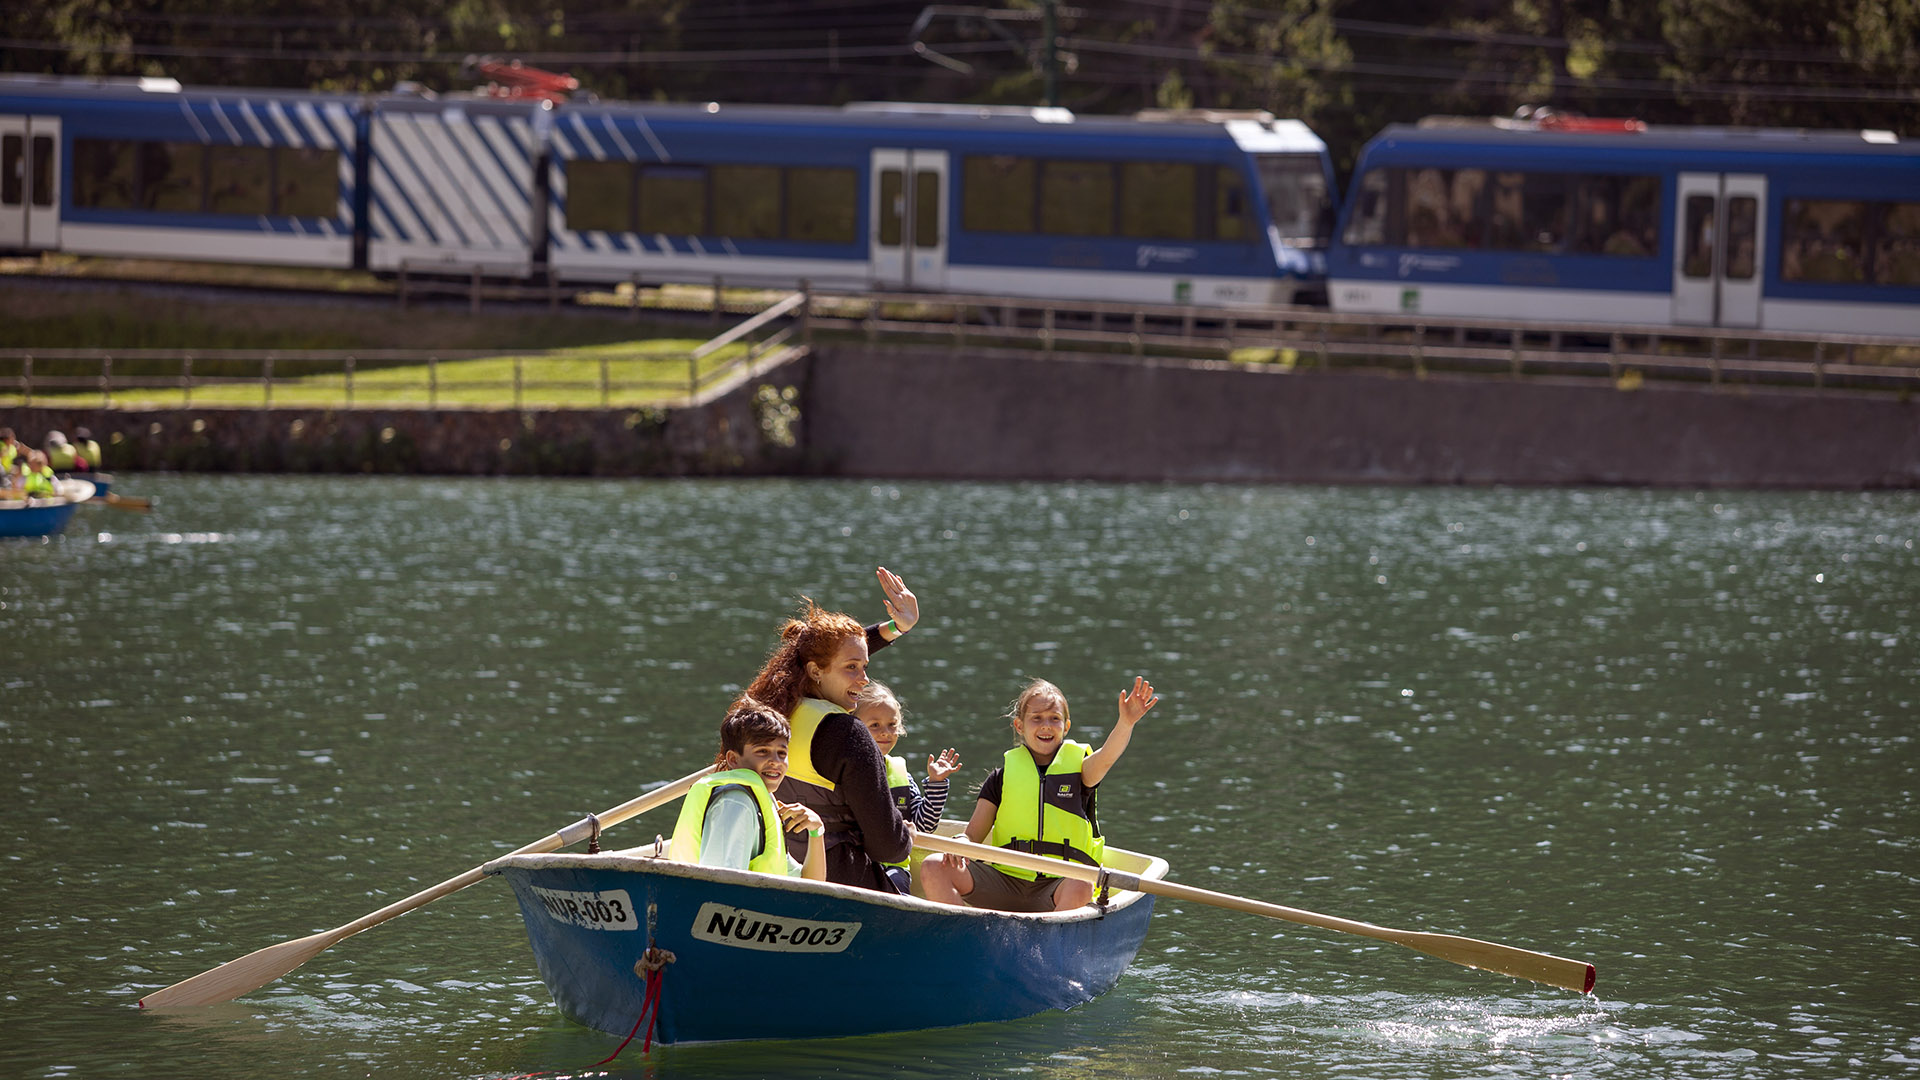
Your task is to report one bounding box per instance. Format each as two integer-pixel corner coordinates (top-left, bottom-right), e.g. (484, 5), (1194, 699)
(668, 769), (790, 875)
(879, 754), (914, 870)
(21, 465), (56, 499)
(784, 697), (841, 790)
(987, 741), (1105, 881)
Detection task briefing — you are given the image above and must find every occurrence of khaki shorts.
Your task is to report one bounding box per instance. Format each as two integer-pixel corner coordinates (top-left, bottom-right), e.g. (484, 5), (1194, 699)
(961, 860), (1063, 913)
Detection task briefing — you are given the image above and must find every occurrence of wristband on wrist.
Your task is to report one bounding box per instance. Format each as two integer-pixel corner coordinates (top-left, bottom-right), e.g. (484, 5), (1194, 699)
(885, 618), (901, 636)
(808, 828), (824, 838)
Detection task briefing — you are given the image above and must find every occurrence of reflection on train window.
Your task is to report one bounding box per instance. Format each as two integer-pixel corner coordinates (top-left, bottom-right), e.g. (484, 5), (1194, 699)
(208, 146), (272, 215)
(713, 165), (781, 239)
(1873, 202), (1920, 287)
(1254, 154), (1332, 247)
(1681, 195), (1716, 278)
(787, 167), (857, 245)
(73, 139), (137, 209)
(142, 142), (204, 211)
(1724, 196), (1756, 280)
(1040, 160), (1113, 237)
(962, 155), (1035, 233)
(1120, 161), (1196, 240)
(911, 169), (940, 249)
(275, 147), (340, 217)
(1570, 175), (1659, 257)
(876, 169), (903, 246)
(1782, 200), (1866, 283)
(1489, 171), (1567, 253)
(1215, 166), (1250, 242)
(566, 159), (633, 232)
(1341, 169), (1391, 246)
(638, 166), (706, 235)
(1405, 168), (1484, 249)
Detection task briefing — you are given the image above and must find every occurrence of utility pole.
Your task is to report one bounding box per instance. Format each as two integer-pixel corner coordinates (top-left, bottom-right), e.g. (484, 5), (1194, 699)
(1042, 0), (1058, 106)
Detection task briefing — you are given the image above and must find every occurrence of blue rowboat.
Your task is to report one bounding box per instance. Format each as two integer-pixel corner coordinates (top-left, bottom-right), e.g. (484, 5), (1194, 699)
(0, 480), (93, 538)
(58, 472), (112, 498)
(483, 835), (1166, 1044)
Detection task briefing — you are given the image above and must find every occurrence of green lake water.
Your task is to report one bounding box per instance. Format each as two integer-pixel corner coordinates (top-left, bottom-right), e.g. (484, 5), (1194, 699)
(3, 475), (1915, 1079)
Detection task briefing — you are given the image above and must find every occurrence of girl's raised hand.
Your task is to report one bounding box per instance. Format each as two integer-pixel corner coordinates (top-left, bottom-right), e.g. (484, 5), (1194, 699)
(1116, 676), (1159, 727)
(876, 566), (919, 633)
(926, 747), (962, 783)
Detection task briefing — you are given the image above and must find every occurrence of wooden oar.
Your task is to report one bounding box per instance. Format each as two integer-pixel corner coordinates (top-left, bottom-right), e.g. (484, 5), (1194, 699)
(138, 764), (715, 1009)
(103, 492), (153, 511)
(914, 832), (1595, 995)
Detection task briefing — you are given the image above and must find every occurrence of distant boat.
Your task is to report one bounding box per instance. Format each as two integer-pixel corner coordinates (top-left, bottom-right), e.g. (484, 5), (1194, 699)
(57, 471), (112, 498)
(0, 479), (93, 538)
(484, 834), (1165, 1044)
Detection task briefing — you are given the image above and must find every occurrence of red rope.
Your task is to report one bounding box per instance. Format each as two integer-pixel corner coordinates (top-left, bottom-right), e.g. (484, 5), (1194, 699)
(592, 964), (664, 1067)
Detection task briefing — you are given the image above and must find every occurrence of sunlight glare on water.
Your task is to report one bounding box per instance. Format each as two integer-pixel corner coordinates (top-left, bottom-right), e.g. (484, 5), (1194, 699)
(2, 476), (1914, 1079)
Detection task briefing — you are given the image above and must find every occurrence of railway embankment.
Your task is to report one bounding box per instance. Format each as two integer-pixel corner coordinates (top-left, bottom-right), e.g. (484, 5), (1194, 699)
(9, 344), (1920, 488)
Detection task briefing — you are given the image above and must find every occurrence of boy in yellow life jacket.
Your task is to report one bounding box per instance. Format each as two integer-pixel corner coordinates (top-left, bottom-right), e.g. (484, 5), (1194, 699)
(669, 698), (827, 880)
(920, 675), (1158, 912)
(852, 680), (961, 893)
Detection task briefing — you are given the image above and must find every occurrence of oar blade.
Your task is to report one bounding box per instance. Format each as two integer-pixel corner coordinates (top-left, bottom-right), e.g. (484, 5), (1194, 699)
(1400, 930), (1596, 994)
(138, 929), (340, 1009)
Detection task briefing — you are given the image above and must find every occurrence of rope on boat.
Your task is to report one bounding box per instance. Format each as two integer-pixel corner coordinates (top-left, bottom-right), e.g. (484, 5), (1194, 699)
(592, 945), (676, 1066)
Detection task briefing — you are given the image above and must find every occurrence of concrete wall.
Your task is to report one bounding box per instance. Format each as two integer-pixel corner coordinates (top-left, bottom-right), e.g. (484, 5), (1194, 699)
(8, 347), (1919, 487)
(800, 347), (1920, 489)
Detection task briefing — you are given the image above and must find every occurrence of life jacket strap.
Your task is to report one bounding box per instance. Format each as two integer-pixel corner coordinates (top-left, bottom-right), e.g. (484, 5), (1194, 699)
(1003, 838), (1100, 868)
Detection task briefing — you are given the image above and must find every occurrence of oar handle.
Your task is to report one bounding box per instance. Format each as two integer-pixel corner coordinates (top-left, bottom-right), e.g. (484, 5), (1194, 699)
(913, 832), (1596, 995)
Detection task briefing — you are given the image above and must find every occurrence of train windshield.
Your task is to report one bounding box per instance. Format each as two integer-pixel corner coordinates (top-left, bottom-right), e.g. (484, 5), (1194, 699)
(1253, 153), (1334, 248)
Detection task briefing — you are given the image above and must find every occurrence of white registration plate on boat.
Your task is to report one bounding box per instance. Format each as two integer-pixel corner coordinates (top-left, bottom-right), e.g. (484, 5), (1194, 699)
(530, 886), (639, 931)
(691, 902), (861, 953)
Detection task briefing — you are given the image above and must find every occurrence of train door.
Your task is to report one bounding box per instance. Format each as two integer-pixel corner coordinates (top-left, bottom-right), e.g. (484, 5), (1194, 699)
(1672, 172), (1765, 327)
(869, 149), (947, 290)
(1, 115), (61, 251)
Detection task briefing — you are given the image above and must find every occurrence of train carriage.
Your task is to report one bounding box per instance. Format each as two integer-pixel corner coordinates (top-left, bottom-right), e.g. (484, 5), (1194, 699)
(546, 101), (1336, 307)
(0, 74), (360, 270)
(1327, 116), (1920, 336)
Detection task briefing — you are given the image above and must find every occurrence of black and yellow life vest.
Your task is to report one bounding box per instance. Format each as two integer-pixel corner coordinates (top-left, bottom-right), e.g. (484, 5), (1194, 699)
(785, 697), (840, 791)
(668, 768), (789, 875)
(879, 754), (914, 870)
(988, 740), (1105, 881)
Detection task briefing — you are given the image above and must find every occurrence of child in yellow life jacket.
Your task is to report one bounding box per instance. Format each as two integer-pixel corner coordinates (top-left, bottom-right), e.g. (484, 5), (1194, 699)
(852, 680), (961, 893)
(19, 450), (57, 500)
(669, 698), (827, 880)
(920, 675), (1158, 912)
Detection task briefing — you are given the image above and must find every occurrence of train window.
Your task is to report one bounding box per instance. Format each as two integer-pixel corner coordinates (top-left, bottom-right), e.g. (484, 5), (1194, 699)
(1341, 169), (1392, 246)
(714, 165), (781, 239)
(1488, 172), (1567, 253)
(30, 135), (54, 207)
(1, 135), (19, 205)
(142, 142), (204, 212)
(208, 146), (272, 216)
(566, 159), (634, 233)
(1253, 154), (1332, 247)
(1040, 160), (1113, 237)
(638, 166), (707, 235)
(1782, 200), (1867, 283)
(275, 147), (340, 218)
(787, 166), (858, 244)
(1119, 161), (1196, 240)
(1406, 168), (1483, 249)
(1215, 167), (1250, 242)
(962, 155), (1035, 233)
(1571, 175), (1659, 257)
(876, 169), (903, 246)
(1681, 195), (1716, 278)
(912, 169), (940, 249)
(1724, 196), (1757, 280)
(1874, 202), (1920, 286)
(72, 139), (137, 209)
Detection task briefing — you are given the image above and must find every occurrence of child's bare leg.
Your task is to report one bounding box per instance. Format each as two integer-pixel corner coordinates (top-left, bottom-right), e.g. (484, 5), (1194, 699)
(1052, 877), (1094, 911)
(917, 853), (974, 906)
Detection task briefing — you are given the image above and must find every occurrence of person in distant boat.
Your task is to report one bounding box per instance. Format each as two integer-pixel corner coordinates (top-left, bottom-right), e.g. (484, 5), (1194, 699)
(44, 431), (78, 472)
(669, 698), (825, 880)
(20, 449), (57, 500)
(742, 567), (921, 891)
(0, 428), (21, 491)
(852, 679), (961, 894)
(919, 675), (1158, 912)
(71, 427), (103, 471)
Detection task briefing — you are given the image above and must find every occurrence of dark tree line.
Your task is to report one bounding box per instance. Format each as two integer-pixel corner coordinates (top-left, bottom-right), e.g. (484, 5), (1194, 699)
(5, 1), (1915, 171)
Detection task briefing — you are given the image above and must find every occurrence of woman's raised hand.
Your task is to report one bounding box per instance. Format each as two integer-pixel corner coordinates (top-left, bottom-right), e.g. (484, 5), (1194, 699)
(876, 566), (919, 633)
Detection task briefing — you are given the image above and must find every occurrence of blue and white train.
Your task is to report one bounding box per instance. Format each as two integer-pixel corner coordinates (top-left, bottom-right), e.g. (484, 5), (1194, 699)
(1327, 115), (1920, 336)
(0, 74), (1338, 308)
